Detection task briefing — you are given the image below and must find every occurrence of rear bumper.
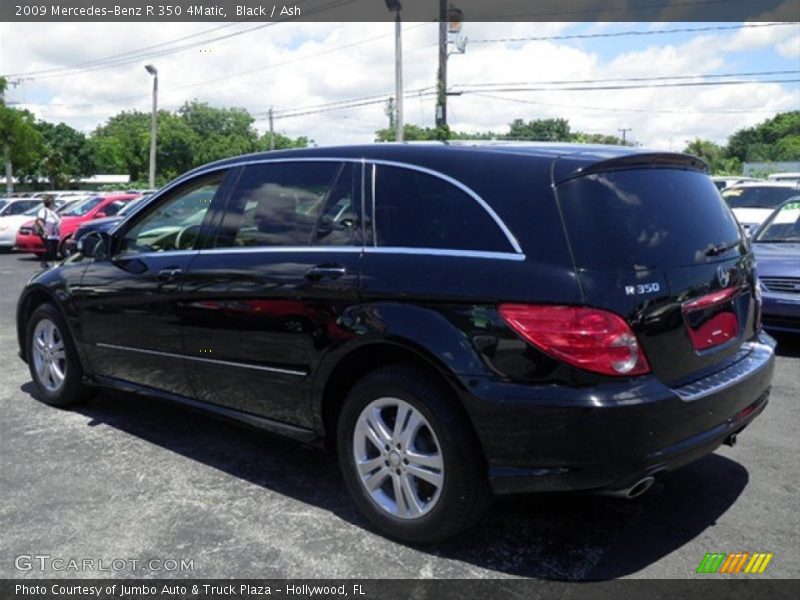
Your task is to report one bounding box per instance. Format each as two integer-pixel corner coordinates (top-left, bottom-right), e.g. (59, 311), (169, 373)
(15, 233), (45, 255)
(461, 333), (775, 495)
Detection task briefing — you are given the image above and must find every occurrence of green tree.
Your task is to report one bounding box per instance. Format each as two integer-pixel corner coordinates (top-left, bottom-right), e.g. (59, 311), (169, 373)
(506, 118), (572, 141)
(726, 111), (800, 162)
(178, 100), (260, 164)
(91, 110), (151, 181)
(35, 120), (94, 184)
(258, 132), (312, 151)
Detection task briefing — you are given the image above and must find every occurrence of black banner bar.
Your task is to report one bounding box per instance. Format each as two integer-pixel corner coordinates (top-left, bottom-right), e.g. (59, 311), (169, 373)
(3, 0), (799, 22)
(2, 579), (799, 600)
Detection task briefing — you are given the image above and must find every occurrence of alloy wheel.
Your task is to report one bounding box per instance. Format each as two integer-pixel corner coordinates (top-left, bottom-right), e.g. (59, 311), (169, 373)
(31, 318), (67, 393)
(352, 397), (444, 520)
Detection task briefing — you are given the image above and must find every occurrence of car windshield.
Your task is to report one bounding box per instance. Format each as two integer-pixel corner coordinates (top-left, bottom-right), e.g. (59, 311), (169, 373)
(0, 199), (8, 212)
(61, 196), (104, 216)
(722, 186), (799, 209)
(754, 199), (800, 243)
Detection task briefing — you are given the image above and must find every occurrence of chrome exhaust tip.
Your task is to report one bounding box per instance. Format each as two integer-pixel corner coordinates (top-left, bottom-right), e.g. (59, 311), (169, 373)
(599, 476), (656, 500)
(626, 476), (655, 499)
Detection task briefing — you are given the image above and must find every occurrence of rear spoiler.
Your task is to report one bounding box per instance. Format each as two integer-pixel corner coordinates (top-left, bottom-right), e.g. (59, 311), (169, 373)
(554, 152), (708, 184)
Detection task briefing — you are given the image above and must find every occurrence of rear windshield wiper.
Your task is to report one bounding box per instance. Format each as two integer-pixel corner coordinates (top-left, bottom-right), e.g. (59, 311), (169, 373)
(705, 239), (742, 257)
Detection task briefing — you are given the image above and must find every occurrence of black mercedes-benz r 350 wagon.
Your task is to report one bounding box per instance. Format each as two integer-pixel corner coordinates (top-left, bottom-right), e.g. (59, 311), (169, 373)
(16, 143), (775, 542)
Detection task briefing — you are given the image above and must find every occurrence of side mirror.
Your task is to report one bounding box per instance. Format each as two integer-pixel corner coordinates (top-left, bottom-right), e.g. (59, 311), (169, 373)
(94, 212), (107, 219)
(79, 231), (112, 259)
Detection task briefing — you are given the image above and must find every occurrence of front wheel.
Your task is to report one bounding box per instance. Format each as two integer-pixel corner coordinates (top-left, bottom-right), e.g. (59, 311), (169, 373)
(337, 365), (491, 542)
(27, 303), (94, 407)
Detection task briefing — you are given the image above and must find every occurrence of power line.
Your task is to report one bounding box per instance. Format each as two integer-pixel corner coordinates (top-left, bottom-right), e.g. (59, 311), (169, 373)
(2, 0), (358, 81)
(452, 70), (800, 89)
(455, 78), (800, 94)
(470, 21), (797, 44)
(469, 92), (795, 115)
(2, 21), (246, 79)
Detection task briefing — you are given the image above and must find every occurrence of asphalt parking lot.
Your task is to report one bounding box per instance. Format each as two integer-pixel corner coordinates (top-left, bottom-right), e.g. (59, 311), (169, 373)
(0, 251), (798, 580)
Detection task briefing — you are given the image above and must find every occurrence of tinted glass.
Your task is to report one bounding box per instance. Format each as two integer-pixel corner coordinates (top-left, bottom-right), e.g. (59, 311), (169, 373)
(373, 165), (511, 252)
(558, 168), (742, 270)
(0, 200), (8, 212)
(6, 201), (31, 215)
(62, 196), (103, 216)
(722, 186), (799, 209)
(754, 199), (800, 243)
(216, 161), (345, 248)
(103, 201), (127, 216)
(119, 178), (220, 255)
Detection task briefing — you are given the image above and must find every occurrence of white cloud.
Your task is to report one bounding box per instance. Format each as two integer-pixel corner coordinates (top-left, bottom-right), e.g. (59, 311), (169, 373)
(1, 20), (798, 151)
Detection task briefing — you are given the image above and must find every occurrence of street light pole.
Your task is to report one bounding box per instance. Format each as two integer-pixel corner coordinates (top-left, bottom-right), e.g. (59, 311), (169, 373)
(385, 0), (403, 142)
(145, 64), (158, 189)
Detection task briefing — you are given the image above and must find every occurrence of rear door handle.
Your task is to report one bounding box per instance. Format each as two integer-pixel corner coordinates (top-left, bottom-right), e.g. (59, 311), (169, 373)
(157, 267), (184, 281)
(305, 263), (346, 281)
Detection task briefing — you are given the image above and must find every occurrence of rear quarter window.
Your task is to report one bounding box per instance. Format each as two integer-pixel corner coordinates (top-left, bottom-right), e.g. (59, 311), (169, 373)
(373, 165), (512, 252)
(557, 168), (742, 270)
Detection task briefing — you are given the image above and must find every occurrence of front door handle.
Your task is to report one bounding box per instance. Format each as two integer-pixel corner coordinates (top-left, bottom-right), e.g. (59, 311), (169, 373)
(305, 263), (346, 281)
(157, 267), (184, 281)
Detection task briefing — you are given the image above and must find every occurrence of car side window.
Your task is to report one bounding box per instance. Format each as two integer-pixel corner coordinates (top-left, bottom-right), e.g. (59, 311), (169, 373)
(8, 202), (30, 215)
(215, 161), (359, 248)
(103, 201), (126, 216)
(373, 165), (512, 252)
(118, 176), (222, 256)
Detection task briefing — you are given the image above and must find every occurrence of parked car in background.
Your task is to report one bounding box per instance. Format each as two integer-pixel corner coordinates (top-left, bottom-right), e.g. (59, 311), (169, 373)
(752, 198), (800, 333)
(0, 197), (40, 218)
(721, 182), (800, 235)
(711, 176), (760, 191)
(15, 193), (140, 257)
(767, 172), (800, 184)
(0, 204), (42, 252)
(65, 195), (150, 254)
(15, 145), (774, 542)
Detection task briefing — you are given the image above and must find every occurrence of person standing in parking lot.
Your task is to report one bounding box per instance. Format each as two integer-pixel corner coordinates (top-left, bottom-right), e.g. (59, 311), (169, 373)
(35, 195), (61, 268)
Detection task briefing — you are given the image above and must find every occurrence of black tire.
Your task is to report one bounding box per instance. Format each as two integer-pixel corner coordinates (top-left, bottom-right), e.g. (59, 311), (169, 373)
(337, 364), (492, 542)
(26, 303), (95, 408)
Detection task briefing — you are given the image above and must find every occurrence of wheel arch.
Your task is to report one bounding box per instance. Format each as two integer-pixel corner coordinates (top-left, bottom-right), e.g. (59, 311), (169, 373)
(313, 338), (482, 454)
(17, 285), (88, 372)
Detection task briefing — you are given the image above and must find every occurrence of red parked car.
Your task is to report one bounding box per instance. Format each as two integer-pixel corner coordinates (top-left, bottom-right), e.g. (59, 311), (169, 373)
(16, 193), (140, 257)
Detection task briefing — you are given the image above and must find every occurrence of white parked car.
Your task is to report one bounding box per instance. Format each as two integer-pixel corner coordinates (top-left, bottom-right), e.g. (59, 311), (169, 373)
(766, 172), (800, 184)
(0, 204), (42, 251)
(710, 176), (760, 191)
(0, 197), (41, 218)
(721, 181), (800, 235)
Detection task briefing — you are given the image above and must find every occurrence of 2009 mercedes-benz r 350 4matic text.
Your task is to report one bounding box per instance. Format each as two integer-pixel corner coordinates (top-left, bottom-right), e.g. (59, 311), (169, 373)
(16, 144), (775, 542)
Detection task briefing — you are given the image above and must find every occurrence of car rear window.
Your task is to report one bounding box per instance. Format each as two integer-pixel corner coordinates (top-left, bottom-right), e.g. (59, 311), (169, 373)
(557, 168), (742, 270)
(722, 186), (800, 209)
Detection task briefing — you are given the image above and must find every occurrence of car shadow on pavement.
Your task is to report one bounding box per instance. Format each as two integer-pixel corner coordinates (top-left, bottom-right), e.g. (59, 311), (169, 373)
(22, 384), (749, 580)
(772, 332), (800, 358)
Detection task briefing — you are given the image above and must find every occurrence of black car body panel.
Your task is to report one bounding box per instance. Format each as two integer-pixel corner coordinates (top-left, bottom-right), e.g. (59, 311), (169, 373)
(17, 143), (774, 497)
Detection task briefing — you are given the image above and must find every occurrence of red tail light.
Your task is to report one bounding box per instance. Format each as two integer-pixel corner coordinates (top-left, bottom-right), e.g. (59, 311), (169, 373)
(498, 304), (651, 376)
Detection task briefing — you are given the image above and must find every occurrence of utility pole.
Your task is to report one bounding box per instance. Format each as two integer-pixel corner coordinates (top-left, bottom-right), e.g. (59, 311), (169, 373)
(268, 107), (275, 150)
(145, 64), (158, 189)
(385, 1), (404, 142)
(618, 128), (632, 145)
(435, 0), (447, 136)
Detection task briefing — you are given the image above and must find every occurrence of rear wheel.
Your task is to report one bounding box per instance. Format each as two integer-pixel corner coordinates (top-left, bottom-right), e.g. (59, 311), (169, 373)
(27, 303), (94, 407)
(337, 365), (491, 542)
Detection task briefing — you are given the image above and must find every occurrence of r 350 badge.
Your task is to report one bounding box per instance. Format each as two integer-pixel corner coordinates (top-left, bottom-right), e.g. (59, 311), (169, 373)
(625, 283), (660, 295)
